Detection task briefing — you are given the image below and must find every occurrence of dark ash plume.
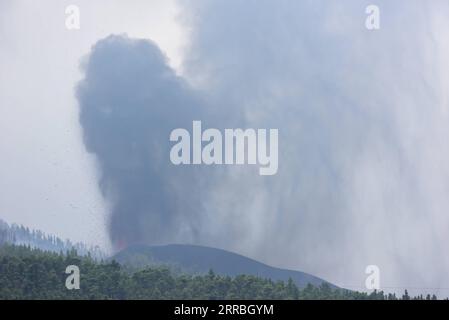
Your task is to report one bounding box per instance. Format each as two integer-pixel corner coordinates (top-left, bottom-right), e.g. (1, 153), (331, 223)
(77, 35), (207, 249)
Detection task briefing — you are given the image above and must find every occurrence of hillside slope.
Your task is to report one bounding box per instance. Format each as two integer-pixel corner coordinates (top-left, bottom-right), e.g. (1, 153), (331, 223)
(113, 244), (335, 288)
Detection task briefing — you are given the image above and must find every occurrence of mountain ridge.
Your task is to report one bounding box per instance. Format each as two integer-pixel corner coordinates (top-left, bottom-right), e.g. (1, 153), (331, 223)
(113, 243), (336, 289)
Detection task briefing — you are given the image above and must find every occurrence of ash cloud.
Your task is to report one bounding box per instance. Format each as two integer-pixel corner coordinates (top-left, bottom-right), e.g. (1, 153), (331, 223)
(78, 0), (449, 293)
(77, 35), (212, 248)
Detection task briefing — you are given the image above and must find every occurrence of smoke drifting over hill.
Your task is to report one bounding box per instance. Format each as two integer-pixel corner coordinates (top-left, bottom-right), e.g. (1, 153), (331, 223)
(77, 0), (449, 292)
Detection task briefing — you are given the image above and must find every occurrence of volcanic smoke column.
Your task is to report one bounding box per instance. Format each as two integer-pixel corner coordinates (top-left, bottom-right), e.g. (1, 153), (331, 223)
(76, 35), (204, 250)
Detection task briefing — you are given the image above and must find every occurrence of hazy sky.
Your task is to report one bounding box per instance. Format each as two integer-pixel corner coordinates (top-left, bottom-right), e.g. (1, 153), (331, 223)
(0, 0), (185, 250)
(2, 0), (449, 295)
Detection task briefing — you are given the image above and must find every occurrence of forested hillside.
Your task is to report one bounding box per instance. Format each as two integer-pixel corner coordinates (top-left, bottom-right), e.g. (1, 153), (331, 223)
(0, 244), (439, 300)
(113, 244), (333, 289)
(0, 219), (105, 259)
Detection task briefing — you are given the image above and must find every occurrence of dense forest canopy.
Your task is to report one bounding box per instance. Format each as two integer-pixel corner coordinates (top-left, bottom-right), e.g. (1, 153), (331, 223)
(0, 244), (440, 300)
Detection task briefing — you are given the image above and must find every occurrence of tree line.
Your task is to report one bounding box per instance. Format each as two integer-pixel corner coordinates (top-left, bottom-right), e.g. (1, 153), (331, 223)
(0, 244), (441, 300)
(0, 218), (105, 259)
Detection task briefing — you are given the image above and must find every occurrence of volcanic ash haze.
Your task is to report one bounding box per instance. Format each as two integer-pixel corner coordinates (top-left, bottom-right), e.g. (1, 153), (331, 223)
(77, 0), (449, 292)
